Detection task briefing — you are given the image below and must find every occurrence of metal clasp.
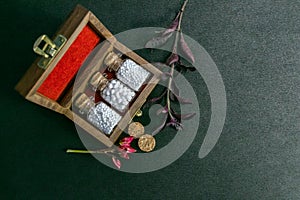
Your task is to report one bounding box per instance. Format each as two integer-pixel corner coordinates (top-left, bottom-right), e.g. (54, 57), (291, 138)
(33, 34), (67, 69)
(135, 109), (143, 117)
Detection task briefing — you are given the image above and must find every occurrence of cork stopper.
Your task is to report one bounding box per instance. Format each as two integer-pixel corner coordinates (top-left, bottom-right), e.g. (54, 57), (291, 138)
(74, 93), (95, 115)
(89, 72), (108, 91)
(104, 51), (123, 71)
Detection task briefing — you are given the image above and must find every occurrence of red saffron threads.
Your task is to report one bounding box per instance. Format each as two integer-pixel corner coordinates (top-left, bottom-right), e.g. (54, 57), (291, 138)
(37, 26), (100, 101)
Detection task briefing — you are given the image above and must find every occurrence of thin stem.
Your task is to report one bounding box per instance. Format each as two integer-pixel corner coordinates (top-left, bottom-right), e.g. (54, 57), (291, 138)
(166, 0), (189, 118)
(178, 0), (189, 31)
(167, 63), (175, 118)
(173, 0), (188, 52)
(66, 148), (115, 154)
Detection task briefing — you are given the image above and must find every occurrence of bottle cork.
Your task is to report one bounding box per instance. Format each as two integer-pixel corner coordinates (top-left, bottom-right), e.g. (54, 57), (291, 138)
(89, 72), (108, 91)
(104, 51), (123, 71)
(74, 93), (95, 115)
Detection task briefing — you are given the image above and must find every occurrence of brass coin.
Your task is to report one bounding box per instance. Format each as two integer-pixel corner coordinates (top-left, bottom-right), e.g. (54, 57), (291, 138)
(128, 122), (144, 138)
(138, 134), (156, 152)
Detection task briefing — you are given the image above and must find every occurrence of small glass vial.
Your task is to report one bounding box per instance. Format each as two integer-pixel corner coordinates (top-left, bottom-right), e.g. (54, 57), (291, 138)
(90, 72), (135, 112)
(74, 93), (122, 135)
(104, 51), (150, 91)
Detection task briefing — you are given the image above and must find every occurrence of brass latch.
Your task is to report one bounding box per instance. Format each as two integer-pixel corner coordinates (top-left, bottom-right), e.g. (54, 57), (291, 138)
(135, 109), (143, 117)
(33, 34), (67, 69)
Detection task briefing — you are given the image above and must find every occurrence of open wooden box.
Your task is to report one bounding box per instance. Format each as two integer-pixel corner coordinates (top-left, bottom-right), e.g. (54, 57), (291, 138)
(15, 5), (162, 147)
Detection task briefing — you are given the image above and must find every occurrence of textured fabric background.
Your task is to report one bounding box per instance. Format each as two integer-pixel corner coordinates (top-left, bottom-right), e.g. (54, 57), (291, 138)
(1, 0), (300, 199)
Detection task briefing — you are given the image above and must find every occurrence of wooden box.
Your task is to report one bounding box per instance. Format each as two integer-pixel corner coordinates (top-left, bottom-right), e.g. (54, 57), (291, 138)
(15, 5), (162, 147)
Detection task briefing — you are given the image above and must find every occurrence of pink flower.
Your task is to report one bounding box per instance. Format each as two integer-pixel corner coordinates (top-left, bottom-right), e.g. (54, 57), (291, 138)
(112, 156), (121, 169)
(120, 146), (136, 153)
(118, 149), (130, 159)
(112, 136), (137, 169)
(119, 136), (137, 154)
(119, 136), (134, 147)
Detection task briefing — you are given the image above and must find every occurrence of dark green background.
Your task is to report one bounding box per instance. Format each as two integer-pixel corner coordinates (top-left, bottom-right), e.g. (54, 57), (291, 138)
(1, 0), (300, 199)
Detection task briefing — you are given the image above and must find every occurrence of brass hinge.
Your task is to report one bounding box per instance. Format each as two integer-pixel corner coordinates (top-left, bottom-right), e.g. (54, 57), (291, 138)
(33, 34), (67, 69)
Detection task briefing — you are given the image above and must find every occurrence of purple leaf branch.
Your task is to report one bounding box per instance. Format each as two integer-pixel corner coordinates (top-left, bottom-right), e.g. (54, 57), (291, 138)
(166, 0), (192, 122)
(145, 0), (196, 135)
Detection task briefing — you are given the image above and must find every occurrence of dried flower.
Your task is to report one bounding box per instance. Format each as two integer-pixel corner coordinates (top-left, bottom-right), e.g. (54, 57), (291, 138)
(119, 136), (134, 147)
(112, 136), (137, 168)
(119, 136), (136, 152)
(66, 136), (137, 170)
(112, 156), (121, 169)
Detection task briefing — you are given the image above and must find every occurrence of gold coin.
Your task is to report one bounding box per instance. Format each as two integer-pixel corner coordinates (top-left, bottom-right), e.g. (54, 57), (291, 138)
(138, 134), (156, 152)
(128, 122), (144, 138)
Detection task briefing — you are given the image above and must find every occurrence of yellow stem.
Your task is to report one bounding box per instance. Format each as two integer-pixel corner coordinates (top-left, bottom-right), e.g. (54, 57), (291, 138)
(66, 149), (114, 154)
(66, 149), (93, 154)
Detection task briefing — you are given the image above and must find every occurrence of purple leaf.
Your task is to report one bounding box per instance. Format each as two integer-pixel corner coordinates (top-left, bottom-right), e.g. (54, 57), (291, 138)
(151, 114), (168, 136)
(112, 156), (121, 169)
(161, 13), (180, 36)
(156, 106), (168, 115)
(171, 93), (192, 104)
(170, 108), (195, 121)
(179, 32), (195, 63)
(149, 96), (164, 103)
(166, 117), (183, 131)
(166, 53), (179, 65)
(149, 90), (167, 103)
(173, 112), (196, 120)
(143, 90), (167, 108)
(145, 32), (173, 48)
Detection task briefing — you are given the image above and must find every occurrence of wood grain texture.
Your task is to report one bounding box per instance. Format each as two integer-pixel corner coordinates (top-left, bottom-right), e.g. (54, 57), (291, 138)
(15, 5), (89, 98)
(15, 4), (162, 147)
(27, 13), (90, 100)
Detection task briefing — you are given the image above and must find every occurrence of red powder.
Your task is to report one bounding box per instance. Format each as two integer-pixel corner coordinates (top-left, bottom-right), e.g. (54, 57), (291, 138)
(37, 26), (100, 101)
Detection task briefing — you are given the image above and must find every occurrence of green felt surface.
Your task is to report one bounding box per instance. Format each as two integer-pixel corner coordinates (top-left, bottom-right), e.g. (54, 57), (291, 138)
(1, 0), (300, 199)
